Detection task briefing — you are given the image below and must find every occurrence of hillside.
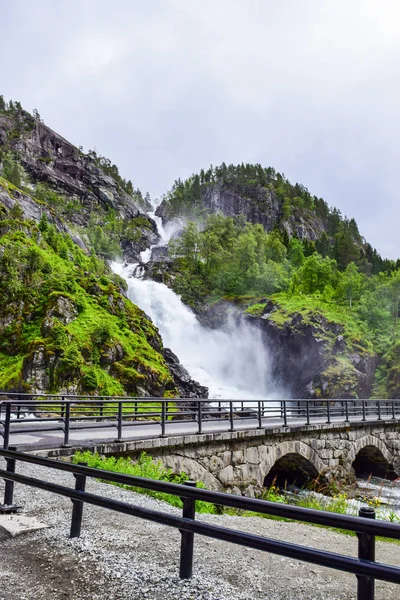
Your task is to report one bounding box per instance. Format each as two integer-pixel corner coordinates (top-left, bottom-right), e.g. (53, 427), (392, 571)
(0, 98), (204, 396)
(0, 100), (157, 262)
(1, 96), (399, 400)
(149, 166), (400, 400)
(156, 163), (398, 274)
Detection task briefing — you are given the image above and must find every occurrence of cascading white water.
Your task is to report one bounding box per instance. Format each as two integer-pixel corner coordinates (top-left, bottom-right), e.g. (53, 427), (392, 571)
(140, 213), (182, 264)
(111, 211), (285, 400)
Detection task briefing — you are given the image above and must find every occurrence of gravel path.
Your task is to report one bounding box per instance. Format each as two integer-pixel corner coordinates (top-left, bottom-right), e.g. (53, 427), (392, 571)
(0, 461), (399, 600)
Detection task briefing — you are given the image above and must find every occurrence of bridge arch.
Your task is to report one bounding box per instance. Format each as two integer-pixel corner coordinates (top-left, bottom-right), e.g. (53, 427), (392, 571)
(263, 441), (326, 487)
(348, 436), (398, 480)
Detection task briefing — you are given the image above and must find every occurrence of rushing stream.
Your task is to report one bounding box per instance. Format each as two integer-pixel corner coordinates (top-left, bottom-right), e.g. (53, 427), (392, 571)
(111, 213), (284, 400)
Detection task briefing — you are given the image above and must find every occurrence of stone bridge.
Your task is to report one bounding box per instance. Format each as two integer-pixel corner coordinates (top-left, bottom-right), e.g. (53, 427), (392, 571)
(46, 419), (400, 496)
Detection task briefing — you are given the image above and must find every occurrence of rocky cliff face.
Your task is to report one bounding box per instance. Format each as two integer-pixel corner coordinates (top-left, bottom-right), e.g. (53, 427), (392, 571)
(254, 309), (377, 400)
(156, 181), (328, 242)
(162, 348), (208, 398)
(201, 183), (327, 241)
(0, 110), (159, 261)
(200, 299), (377, 399)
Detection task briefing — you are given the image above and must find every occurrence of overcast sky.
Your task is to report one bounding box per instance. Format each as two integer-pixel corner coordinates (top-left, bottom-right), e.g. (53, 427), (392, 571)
(2, 0), (400, 258)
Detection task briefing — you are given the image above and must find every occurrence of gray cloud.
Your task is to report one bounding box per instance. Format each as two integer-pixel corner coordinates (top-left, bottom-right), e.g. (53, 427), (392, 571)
(1, 0), (399, 257)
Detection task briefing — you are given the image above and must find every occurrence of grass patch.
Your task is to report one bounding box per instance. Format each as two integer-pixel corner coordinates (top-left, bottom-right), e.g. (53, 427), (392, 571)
(267, 292), (372, 351)
(73, 451), (217, 513)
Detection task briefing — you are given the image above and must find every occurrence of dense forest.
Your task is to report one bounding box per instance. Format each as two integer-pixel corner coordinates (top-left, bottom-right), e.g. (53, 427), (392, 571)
(161, 163), (399, 275)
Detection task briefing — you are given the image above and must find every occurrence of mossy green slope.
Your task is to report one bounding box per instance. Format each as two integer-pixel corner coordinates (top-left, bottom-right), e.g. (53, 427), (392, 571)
(0, 194), (175, 396)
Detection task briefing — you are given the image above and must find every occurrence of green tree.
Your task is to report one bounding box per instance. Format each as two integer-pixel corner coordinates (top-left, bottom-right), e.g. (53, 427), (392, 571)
(2, 156), (25, 188)
(38, 212), (49, 232)
(296, 254), (337, 295)
(288, 238), (305, 267)
(386, 271), (400, 334)
(336, 262), (364, 308)
(9, 203), (24, 219)
(265, 231), (287, 263)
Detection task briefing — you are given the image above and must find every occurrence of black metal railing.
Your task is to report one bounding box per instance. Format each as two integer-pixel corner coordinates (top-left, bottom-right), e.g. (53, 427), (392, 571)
(0, 393), (400, 450)
(0, 448), (399, 599)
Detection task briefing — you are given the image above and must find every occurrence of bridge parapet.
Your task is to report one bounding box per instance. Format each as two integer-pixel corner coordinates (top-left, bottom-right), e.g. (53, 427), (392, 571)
(36, 420), (400, 497)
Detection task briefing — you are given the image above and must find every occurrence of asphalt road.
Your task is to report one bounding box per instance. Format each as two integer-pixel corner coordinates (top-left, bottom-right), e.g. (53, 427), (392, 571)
(3, 412), (398, 451)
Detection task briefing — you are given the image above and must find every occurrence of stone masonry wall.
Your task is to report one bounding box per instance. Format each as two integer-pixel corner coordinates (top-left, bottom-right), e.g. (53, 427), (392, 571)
(42, 421), (400, 497)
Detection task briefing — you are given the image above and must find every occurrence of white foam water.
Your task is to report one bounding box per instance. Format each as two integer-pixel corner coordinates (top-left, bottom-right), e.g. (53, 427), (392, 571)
(112, 262), (283, 400)
(111, 206), (285, 401)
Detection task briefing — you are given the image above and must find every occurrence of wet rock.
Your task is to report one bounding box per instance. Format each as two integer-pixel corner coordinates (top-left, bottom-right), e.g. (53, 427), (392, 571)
(150, 246), (169, 261)
(100, 343), (124, 365)
(246, 308), (377, 399)
(162, 348), (208, 398)
(22, 344), (49, 391)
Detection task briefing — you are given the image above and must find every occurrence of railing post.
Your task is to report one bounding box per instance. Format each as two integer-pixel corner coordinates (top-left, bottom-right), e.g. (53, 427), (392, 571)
(326, 400), (331, 424)
(345, 400), (349, 422)
(283, 401), (287, 427)
(257, 401), (262, 429)
(70, 462), (87, 538)
(3, 446), (17, 507)
(161, 401), (166, 437)
(179, 480), (196, 579)
(3, 402), (11, 450)
(62, 401), (71, 447)
(229, 401), (234, 432)
(306, 401), (310, 425)
(357, 506), (375, 600)
(362, 400), (366, 422)
(392, 400), (396, 420)
(197, 401), (202, 434)
(377, 400), (381, 421)
(116, 401), (123, 442)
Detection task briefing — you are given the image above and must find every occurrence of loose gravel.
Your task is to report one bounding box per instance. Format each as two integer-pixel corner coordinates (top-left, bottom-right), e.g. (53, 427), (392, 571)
(0, 460), (399, 600)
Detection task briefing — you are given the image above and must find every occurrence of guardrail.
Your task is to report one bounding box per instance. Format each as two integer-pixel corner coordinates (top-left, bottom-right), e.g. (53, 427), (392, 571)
(0, 448), (399, 599)
(1, 393), (400, 449)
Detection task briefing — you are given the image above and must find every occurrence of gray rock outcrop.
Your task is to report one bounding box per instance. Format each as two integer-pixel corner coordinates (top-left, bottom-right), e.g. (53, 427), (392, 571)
(0, 110), (159, 261)
(156, 181), (327, 242)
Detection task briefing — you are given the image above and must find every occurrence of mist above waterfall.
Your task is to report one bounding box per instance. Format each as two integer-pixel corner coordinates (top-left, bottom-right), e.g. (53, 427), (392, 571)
(112, 262), (284, 400)
(141, 213), (183, 263)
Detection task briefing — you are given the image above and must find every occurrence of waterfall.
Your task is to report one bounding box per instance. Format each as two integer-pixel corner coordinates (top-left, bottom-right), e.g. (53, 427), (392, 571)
(111, 213), (284, 400)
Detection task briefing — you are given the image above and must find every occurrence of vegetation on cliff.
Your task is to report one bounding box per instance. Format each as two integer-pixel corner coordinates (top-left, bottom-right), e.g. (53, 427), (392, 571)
(0, 96), (157, 263)
(1, 94), (399, 399)
(161, 180), (400, 399)
(0, 196), (175, 395)
(158, 163), (398, 275)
